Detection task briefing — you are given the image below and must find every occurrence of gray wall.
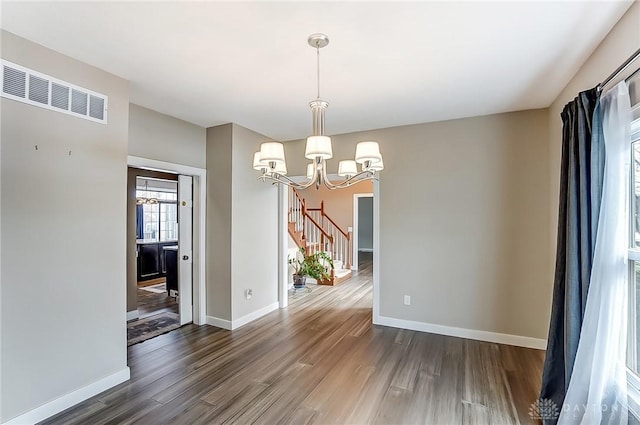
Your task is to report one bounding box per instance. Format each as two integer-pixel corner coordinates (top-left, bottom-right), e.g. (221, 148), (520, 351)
(284, 109), (551, 340)
(1, 31), (129, 421)
(206, 123), (279, 323)
(206, 124), (233, 320)
(230, 124), (279, 320)
(358, 197), (374, 251)
(129, 103), (206, 168)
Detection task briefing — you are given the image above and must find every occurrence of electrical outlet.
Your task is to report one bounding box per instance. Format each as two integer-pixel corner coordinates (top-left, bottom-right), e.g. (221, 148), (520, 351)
(245, 289), (253, 299)
(403, 295), (411, 306)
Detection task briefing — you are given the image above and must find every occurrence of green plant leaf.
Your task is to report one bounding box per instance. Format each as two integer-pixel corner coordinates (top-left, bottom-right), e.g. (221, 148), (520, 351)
(292, 248), (334, 282)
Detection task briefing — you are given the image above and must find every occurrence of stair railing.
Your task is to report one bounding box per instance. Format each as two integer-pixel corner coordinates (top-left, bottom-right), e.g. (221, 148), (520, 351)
(289, 188), (353, 280)
(304, 212), (333, 256)
(323, 201), (352, 270)
(289, 188), (333, 257)
(289, 187), (304, 233)
(305, 200), (352, 270)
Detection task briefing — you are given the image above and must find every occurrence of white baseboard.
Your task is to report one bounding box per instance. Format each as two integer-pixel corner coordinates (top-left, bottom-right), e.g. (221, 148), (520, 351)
(206, 315), (232, 330)
(3, 367), (130, 425)
(232, 302), (279, 330)
(374, 315), (547, 350)
(206, 302), (280, 331)
(126, 309), (139, 321)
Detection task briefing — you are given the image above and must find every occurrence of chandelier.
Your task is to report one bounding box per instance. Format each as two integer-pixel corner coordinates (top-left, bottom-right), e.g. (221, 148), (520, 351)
(253, 33), (384, 190)
(136, 180), (158, 205)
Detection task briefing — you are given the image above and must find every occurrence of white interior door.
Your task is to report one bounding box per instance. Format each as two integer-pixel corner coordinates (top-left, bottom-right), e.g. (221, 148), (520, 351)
(178, 175), (193, 325)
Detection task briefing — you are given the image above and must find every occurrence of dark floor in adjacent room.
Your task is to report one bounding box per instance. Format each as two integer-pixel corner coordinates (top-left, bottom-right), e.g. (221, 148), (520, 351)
(136, 279), (179, 319)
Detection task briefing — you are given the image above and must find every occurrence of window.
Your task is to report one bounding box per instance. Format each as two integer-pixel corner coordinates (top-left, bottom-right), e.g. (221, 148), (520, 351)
(629, 143), (640, 374)
(160, 203), (178, 241)
(627, 93), (640, 375)
(136, 188), (178, 242)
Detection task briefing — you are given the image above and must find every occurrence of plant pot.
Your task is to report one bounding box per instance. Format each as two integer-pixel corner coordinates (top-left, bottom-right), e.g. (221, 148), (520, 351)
(293, 274), (306, 289)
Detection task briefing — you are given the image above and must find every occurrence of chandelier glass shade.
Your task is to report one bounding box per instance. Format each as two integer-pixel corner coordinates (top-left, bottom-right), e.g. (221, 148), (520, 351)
(253, 33), (384, 190)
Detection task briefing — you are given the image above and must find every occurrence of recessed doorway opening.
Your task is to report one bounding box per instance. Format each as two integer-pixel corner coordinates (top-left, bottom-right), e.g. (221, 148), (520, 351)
(278, 178), (379, 316)
(135, 176), (179, 320)
(353, 193), (374, 271)
(125, 156), (206, 347)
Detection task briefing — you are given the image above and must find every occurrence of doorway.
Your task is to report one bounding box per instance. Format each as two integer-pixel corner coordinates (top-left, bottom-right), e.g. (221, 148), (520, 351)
(127, 169), (193, 345)
(277, 181), (379, 313)
(125, 157), (205, 346)
(134, 175), (180, 320)
(127, 156), (206, 326)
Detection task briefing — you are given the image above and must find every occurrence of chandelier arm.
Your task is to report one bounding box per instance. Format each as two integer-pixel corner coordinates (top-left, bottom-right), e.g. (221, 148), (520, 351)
(278, 173), (318, 189)
(328, 171), (378, 189)
(257, 166), (318, 190)
(317, 161), (377, 189)
(317, 159), (376, 189)
(257, 174), (311, 189)
(319, 159), (341, 190)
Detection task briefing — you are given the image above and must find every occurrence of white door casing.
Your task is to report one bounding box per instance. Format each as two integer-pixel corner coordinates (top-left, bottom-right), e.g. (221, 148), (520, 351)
(127, 156), (206, 325)
(278, 185), (289, 308)
(178, 174), (193, 325)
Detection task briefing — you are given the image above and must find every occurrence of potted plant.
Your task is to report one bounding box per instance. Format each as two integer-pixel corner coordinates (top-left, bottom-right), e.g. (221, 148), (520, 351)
(289, 247), (334, 289)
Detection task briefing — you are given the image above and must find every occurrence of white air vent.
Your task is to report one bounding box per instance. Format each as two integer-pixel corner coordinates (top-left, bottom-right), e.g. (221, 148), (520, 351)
(1, 59), (108, 124)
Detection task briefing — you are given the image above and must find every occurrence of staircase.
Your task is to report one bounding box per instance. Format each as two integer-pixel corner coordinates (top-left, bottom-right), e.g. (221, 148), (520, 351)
(288, 188), (352, 286)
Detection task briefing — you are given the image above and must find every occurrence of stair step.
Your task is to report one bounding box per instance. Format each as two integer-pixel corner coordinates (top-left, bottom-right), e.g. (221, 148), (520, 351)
(334, 268), (351, 278)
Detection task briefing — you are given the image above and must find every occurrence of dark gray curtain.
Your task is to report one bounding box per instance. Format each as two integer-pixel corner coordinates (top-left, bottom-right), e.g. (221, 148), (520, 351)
(539, 87), (603, 424)
(136, 204), (144, 239)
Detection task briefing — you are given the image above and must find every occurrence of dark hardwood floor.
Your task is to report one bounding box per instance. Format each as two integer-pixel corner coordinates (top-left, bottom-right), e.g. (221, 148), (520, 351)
(44, 259), (544, 425)
(136, 280), (179, 319)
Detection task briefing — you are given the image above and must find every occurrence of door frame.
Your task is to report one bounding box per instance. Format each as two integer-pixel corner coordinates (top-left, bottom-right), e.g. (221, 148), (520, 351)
(352, 192), (374, 271)
(277, 184), (289, 308)
(128, 156), (207, 325)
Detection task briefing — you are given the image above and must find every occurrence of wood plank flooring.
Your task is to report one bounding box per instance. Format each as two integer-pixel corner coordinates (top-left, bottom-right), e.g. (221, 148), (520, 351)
(136, 280), (179, 320)
(43, 258), (544, 425)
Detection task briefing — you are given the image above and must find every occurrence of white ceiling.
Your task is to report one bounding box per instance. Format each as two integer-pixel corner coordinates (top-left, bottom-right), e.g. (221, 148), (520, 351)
(0, 1), (633, 141)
